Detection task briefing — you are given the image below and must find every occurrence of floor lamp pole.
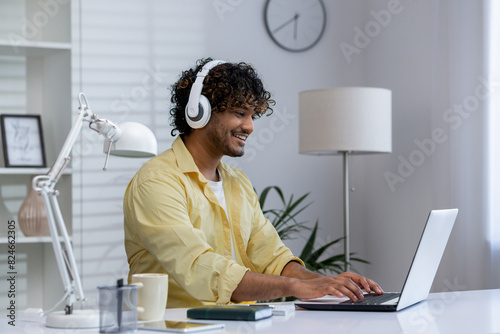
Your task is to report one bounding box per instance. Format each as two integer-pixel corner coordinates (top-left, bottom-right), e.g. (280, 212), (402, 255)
(343, 151), (350, 272)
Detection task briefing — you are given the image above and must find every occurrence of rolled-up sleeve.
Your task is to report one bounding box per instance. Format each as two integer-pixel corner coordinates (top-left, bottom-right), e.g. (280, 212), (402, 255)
(245, 188), (304, 275)
(226, 169), (305, 276)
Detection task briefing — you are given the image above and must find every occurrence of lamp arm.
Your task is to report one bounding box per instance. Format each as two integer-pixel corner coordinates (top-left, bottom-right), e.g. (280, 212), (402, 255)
(42, 93), (122, 185)
(27, 93), (155, 327)
(36, 183), (83, 314)
(32, 93), (119, 314)
(46, 99), (91, 186)
(32, 99), (93, 314)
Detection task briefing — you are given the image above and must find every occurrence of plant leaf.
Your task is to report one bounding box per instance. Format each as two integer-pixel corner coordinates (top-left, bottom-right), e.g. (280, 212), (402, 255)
(307, 236), (345, 264)
(259, 186), (285, 210)
(299, 220), (319, 261)
(255, 185), (370, 279)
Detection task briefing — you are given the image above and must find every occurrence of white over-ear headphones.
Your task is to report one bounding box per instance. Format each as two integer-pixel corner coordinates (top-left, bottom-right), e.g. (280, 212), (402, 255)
(185, 60), (227, 129)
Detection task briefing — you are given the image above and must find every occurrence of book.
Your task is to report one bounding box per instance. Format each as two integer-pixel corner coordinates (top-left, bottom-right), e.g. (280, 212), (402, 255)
(187, 305), (273, 321)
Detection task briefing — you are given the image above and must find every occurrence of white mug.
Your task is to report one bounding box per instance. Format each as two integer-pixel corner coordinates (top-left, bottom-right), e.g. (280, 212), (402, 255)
(131, 273), (169, 321)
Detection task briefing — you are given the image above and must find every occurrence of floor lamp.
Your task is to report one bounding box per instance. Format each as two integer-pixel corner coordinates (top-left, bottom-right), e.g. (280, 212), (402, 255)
(299, 87), (392, 272)
(33, 93), (157, 328)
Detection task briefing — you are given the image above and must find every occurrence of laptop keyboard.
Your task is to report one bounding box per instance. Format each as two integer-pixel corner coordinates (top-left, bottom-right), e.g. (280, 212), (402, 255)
(340, 292), (400, 305)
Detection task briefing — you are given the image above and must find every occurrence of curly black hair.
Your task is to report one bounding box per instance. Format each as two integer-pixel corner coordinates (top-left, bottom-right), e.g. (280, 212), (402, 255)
(169, 58), (275, 136)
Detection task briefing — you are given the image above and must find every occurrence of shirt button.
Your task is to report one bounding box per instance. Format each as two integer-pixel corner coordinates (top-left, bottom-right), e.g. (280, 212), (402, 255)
(224, 251), (229, 255)
(223, 221), (228, 226)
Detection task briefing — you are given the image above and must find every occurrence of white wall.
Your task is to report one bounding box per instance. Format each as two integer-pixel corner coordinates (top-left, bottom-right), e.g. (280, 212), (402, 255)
(353, 0), (492, 293)
(349, 0), (440, 290)
(72, 0), (493, 302)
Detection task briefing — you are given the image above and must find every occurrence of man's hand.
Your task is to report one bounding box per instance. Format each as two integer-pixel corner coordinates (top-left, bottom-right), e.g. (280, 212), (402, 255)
(231, 261), (384, 303)
(281, 261), (383, 301)
(291, 272), (384, 302)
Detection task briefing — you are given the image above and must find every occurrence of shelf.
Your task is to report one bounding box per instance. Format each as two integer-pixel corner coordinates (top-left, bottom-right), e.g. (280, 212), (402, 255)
(0, 40), (71, 57)
(0, 236), (51, 244)
(0, 0), (73, 313)
(0, 167), (72, 175)
(0, 236), (73, 244)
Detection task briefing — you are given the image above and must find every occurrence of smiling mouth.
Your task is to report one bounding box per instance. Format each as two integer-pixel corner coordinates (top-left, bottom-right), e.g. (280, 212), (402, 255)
(233, 133), (248, 143)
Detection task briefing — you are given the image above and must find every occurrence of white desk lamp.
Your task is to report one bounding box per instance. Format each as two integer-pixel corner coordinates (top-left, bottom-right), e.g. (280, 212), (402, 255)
(32, 93), (157, 328)
(299, 87), (391, 272)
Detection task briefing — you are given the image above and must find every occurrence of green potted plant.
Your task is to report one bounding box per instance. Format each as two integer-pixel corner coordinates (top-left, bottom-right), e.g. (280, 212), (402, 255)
(258, 186), (369, 275)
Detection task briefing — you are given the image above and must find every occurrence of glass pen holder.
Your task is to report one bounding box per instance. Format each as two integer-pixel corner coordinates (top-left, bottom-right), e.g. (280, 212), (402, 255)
(98, 284), (139, 333)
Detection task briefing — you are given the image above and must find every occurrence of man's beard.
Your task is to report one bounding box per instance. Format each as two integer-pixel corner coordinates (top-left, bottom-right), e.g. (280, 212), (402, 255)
(206, 117), (246, 157)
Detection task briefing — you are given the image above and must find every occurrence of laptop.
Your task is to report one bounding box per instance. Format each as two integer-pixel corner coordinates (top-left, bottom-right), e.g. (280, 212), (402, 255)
(295, 208), (458, 312)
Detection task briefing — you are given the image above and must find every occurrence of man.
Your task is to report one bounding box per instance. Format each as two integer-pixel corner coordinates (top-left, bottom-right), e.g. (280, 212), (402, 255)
(124, 58), (383, 308)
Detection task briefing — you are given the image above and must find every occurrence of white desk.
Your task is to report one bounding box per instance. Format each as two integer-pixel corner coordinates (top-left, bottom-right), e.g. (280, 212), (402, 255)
(4, 289), (500, 333)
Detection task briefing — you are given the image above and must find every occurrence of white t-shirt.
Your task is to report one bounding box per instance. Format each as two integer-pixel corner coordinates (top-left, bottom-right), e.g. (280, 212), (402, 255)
(207, 176), (236, 261)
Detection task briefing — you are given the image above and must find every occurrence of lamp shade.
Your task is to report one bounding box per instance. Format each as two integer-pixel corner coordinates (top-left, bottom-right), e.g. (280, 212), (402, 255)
(299, 87), (392, 155)
(104, 122), (157, 157)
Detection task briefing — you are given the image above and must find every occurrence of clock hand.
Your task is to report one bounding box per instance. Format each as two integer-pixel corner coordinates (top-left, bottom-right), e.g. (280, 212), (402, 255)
(293, 12), (299, 40)
(273, 14), (298, 34)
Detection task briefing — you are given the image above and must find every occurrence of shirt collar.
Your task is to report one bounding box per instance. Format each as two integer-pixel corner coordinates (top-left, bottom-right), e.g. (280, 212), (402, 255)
(172, 136), (238, 180)
(172, 136), (199, 174)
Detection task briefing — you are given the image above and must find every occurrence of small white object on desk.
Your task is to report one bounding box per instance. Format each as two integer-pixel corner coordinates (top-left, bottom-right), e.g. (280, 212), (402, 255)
(255, 303), (296, 316)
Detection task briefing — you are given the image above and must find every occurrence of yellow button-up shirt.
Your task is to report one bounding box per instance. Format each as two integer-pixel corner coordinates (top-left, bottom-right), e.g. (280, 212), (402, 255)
(124, 137), (302, 308)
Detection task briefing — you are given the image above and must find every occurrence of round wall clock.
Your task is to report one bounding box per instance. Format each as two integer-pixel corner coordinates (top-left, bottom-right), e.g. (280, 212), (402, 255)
(264, 0), (327, 52)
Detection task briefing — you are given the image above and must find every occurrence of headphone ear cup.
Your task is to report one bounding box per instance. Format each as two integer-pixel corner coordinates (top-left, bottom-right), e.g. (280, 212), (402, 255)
(197, 95), (211, 128)
(185, 59), (225, 129)
(186, 95), (211, 129)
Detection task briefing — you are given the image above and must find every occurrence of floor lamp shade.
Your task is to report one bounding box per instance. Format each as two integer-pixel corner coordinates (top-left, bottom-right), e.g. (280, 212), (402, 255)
(299, 87), (392, 154)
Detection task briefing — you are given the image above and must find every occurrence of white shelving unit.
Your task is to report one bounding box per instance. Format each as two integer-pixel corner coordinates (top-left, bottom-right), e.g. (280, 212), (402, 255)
(0, 0), (72, 313)
(0, 41), (71, 57)
(0, 167), (72, 175)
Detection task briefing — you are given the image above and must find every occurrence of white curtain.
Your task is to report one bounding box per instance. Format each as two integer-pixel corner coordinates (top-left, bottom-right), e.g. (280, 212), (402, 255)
(435, 0), (499, 291)
(487, 0), (500, 288)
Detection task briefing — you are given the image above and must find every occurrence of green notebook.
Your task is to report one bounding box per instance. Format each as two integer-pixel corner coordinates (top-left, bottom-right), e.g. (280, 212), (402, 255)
(187, 305), (273, 321)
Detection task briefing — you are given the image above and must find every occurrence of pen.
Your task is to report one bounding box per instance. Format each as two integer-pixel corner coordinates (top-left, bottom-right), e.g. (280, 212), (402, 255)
(117, 278), (124, 330)
(233, 304), (275, 308)
(251, 304), (275, 308)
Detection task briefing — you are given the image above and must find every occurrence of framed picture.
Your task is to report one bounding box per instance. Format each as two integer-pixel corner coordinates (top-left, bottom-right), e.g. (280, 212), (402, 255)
(1, 114), (47, 168)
